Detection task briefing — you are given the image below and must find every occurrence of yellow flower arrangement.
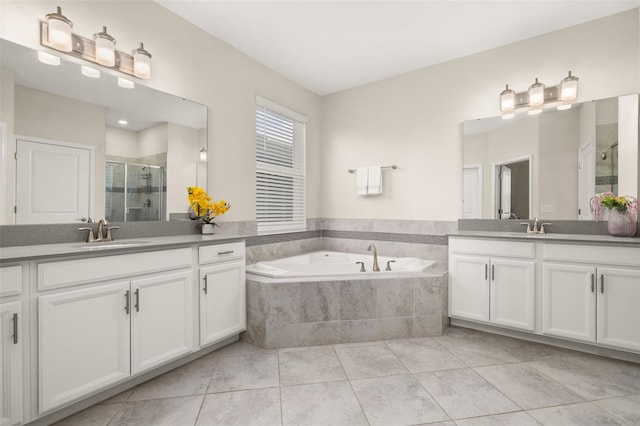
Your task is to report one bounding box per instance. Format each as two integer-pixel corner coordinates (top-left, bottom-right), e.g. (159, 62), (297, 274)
(187, 186), (230, 225)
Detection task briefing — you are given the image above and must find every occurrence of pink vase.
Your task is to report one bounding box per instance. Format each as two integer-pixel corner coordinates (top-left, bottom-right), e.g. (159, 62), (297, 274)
(607, 209), (637, 237)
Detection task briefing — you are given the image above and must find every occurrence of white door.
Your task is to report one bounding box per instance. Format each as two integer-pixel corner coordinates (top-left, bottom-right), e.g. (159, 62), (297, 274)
(15, 138), (91, 224)
(0, 301), (23, 426)
(449, 255), (490, 322)
(200, 260), (246, 347)
(38, 282), (130, 413)
(463, 165), (482, 219)
(130, 270), (194, 375)
(499, 166), (512, 219)
(596, 267), (640, 352)
(490, 258), (536, 331)
(542, 263), (596, 342)
(578, 139), (596, 220)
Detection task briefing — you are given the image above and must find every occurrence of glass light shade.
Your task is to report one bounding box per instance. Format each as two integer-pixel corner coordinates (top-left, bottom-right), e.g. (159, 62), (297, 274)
(560, 71), (579, 101)
(500, 85), (515, 112)
(528, 78), (545, 107)
(94, 27), (116, 67)
(132, 43), (152, 79)
(46, 7), (73, 52)
(199, 148), (207, 162)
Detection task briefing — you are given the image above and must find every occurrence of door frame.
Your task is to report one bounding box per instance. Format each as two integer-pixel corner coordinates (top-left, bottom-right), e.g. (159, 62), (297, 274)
(14, 134), (95, 224)
(491, 154), (533, 219)
(463, 164), (483, 219)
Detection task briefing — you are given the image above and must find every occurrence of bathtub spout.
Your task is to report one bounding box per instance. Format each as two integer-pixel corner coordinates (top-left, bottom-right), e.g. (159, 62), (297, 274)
(367, 244), (380, 272)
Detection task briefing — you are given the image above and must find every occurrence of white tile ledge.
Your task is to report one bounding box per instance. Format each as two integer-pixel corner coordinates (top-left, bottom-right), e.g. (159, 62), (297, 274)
(0, 234), (247, 262)
(449, 231), (640, 247)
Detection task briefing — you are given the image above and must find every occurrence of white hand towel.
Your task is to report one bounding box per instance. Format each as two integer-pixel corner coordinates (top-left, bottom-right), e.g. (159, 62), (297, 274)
(367, 166), (383, 195)
(356, 167), (369, 195)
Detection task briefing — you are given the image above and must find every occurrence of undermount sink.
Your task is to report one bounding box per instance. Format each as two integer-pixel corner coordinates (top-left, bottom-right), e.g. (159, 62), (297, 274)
(73, 240), (151, 250)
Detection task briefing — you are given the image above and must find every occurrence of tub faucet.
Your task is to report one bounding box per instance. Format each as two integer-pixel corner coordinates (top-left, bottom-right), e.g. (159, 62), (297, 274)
(367, 244), (380, 272)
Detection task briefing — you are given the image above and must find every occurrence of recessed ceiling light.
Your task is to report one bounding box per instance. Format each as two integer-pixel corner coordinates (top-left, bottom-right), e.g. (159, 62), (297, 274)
(37, 51), (61, 66)
(118, 119), (128, 125)
(117, 77), (135, 89)
(81, 65), (100, 78)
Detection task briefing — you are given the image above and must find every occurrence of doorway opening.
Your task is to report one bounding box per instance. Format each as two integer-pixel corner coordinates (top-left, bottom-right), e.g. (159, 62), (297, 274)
(492, 156), (531, 220)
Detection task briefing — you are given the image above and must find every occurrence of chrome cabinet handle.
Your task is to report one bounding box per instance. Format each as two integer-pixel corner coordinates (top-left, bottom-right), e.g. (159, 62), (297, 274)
(12, 313), (18, 344)
(600, 274), (604, 294)
(218, 250), (234, 255)
(203, 275), (208, 294)
(591, 274), (595, 293)
(484, 264), (488, 280)
(125, 290), (130, 314)
(491, 264), (495, 281)
(134, 288), (140, 312)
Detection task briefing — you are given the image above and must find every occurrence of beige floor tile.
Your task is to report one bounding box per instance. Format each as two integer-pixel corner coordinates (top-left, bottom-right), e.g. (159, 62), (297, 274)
(386, 337), (466, 372)
(528, 401), (624, 426)
(196, 388), (281, 426)
(593, 394), (640, 425)
(208, 352), (280, 393)
(108, 395), (204, 426)
(278, 345), (346, 385)
(52, 404), (121, 426)
(334, 342), (408, 379)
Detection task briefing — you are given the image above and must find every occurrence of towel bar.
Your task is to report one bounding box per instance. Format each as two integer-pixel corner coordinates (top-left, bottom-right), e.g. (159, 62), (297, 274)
(348, 165), (397, 173)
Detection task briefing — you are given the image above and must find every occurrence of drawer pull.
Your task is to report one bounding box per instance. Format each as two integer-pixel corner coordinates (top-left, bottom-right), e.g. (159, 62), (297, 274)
(484, 264), (488, 280)
(203, 275), (208, 294)
(125, 290), (130, 314)
(12, 313), (18, 344)
(590, 274), (595, 293)
(491, 264), (495, 281)
(134, 288), (140, 312)
(600, 274), (604, 294)
(218, 250), (234, 255)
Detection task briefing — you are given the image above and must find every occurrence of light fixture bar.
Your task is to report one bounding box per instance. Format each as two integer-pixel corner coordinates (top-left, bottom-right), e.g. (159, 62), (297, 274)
(40, 21), (139, 78)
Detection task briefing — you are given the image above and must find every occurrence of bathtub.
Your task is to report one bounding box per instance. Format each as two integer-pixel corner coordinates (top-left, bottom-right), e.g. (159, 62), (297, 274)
(246, 250), (435, 278)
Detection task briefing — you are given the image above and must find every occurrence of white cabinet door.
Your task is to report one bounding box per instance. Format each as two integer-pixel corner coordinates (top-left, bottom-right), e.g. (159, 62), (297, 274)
(0, 301), (23, 426)
(597, 267), (640, 352)
(39, 282), (130, 413)
(200, 260), (246, 347)
(542, 263), (596, 343)
(490, 258), (536, 331)
(130, 270), (194, 374)
(449, 255), (490, 322)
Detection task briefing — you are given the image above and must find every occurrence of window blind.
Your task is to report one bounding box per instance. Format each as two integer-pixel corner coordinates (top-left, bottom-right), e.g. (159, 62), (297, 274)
(256, 97), (306, 235)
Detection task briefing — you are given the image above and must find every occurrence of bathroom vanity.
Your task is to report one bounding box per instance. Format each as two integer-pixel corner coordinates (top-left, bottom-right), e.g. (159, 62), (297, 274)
(0, 235), (245, 425)
(448, 232), (640, 359)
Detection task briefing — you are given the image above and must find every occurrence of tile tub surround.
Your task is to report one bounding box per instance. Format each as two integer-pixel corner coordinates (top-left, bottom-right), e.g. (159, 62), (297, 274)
(54, 327), (640, 426)
(243, 273), (448, 349)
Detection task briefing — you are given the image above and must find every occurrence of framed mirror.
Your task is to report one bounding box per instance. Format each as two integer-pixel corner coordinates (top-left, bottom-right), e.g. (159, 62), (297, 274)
(0, 39), (207, 225)
(462, 94), (639, 220)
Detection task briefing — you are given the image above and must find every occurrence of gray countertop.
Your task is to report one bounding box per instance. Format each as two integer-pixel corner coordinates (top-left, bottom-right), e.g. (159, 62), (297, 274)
(449, 231), (640, 246)
(0, 234), (247, 262)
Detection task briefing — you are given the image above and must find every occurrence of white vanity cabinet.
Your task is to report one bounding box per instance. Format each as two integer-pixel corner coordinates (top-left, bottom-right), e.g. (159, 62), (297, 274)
(542, 243), (640, 352)
(449, 238), (536, 332)
(0, 265), (27, 426)
(198, 242), (246, 347)
(37, 248), (195, 413)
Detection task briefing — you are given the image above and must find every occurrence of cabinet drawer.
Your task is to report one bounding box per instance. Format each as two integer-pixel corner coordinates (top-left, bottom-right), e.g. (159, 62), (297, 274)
(449, 238), (535, 259)
(0, 265), (23, 297)
(199, 241), (245, 264)
(38, 248), (192, 290)
(543, 243), (640, 267)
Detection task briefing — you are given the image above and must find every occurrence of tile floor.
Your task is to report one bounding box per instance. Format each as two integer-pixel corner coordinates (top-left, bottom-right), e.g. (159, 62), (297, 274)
(54, 326), (640, 426)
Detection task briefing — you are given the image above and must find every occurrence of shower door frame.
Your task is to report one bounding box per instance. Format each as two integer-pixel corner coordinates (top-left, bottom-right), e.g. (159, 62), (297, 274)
(106, 161), (165, 222)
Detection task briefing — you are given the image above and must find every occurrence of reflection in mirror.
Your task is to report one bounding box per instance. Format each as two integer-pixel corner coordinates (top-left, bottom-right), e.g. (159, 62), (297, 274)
(0, 39), (207, 225)
(462, 94), (639, 220)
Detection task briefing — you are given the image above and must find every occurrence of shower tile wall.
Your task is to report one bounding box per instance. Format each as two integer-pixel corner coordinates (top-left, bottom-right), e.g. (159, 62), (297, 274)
(595, 123), (618, 194)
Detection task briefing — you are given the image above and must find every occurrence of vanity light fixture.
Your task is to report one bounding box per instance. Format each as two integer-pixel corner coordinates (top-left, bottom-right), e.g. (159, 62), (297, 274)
(81, 65), (100, 78)
(93, 26), (116, 67)
(45, 7), (73, 52)
(41, 7), (152, 80)
(199, 148), (208, 162)
(37, 51), (61, 66)
(117, 77), (135, 89)
(499, 71), (579, 116)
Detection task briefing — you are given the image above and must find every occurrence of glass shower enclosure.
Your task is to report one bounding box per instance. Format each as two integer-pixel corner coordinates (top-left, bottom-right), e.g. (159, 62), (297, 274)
(105, 161), (165, 222)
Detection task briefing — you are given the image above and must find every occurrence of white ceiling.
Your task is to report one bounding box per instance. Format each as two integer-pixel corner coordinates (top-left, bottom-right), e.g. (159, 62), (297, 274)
(156, 0), (639, 95)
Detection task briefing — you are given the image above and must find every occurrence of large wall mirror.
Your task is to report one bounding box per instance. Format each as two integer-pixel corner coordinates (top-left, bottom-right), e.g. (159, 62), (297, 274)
(462, 94), (639, 220)
(0, 39), (207, 225)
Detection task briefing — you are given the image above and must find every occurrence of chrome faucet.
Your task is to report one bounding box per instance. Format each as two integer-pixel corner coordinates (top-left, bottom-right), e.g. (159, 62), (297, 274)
(367, 244), (380, 272)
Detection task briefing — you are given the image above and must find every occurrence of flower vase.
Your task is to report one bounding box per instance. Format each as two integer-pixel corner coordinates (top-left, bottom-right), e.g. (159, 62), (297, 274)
(607, 209), (637, 237)
(201, 223), (215, 235)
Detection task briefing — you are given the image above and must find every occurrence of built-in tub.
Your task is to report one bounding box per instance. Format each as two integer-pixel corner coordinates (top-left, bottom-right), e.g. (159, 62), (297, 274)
(243, 251), (447, 349)
(246, 250), (435, 278)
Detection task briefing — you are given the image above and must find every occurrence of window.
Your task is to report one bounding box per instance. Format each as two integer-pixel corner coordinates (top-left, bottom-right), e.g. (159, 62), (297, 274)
(256, 97), (306, 234)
